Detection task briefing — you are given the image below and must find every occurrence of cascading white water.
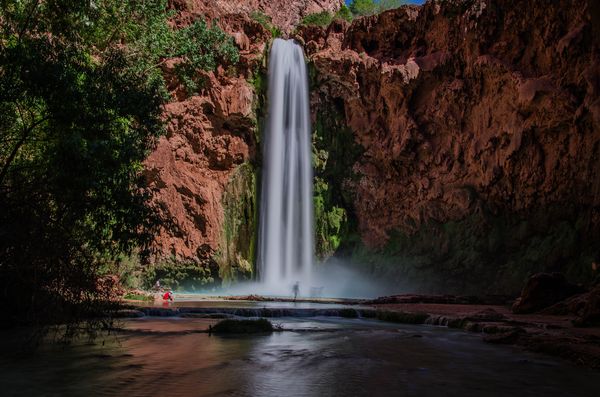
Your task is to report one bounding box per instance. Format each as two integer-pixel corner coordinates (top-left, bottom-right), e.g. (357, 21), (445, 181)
(257, 39), (314, 296)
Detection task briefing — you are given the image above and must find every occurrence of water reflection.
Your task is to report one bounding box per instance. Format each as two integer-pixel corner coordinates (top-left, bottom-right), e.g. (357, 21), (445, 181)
(0, 318), (597, 397)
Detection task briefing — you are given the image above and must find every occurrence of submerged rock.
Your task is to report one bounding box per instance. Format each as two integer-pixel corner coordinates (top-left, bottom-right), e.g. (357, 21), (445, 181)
(210, 318), (274, 334)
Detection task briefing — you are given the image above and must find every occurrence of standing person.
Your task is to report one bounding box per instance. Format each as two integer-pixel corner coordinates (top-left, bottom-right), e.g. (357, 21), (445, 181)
(292, 282), (300, 301)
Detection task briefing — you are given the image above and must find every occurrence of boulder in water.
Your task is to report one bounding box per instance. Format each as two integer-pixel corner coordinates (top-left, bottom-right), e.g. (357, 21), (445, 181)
(210, 318), (274, 334)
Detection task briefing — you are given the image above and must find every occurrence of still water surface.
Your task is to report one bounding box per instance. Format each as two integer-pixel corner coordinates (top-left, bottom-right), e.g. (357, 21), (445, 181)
(0, 316), (597, 397)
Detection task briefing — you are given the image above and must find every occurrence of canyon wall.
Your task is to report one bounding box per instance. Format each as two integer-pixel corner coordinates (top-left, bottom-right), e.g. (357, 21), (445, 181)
(300, 0), (600, 294)
(144, 0), (343, 284)
(145, 0), (600, 294)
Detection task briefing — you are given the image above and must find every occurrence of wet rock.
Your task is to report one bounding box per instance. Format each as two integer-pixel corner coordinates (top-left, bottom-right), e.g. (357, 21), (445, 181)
(484, 329), (526, 344)
(113, 309), (146, 318)
(376, 310), (430, 324)
(338, 308), (359, 318)
(512, 273), (585, 314)
(465, 308), (507, 322)
(365, 294), (507, 305)
(179, 313), (233, 319)
(210, 318), (274, 334)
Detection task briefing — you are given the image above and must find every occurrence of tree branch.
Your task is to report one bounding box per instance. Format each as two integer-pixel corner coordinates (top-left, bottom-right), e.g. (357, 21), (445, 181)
(0, 109), (48, 186)
(18, 0), (41, 40)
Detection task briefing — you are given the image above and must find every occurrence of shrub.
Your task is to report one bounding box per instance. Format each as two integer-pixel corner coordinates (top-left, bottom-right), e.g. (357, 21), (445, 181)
(0, 0), (238, 328)
(349, 0), (378, 16)
(335, 5), (354, 22)
(142, 259), (218, 292)
(250, 11), (282, 37)
(301, 11), (334, 27)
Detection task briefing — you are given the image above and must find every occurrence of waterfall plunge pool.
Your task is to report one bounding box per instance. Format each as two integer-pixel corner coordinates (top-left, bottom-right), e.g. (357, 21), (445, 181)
(1, 316), (597, 397)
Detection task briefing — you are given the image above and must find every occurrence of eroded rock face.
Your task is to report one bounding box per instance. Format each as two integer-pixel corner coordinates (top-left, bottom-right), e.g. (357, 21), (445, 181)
(300, 0), (600, 293)
(147, 0), (599, 293)
(145, 3), (264, 274)
(170, 0), (344, 33)
(145, 0), (342, 280)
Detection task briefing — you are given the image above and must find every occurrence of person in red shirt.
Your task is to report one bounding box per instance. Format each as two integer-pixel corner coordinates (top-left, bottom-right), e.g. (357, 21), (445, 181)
(162, 290), (174, 301)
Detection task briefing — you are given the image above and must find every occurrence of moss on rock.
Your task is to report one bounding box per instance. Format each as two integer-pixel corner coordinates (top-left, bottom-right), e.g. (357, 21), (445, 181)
(217, 163), (258, 284)
(311, 78), (363, 259)
(142, 258), (219, 292)
(347, 204), (596, 295)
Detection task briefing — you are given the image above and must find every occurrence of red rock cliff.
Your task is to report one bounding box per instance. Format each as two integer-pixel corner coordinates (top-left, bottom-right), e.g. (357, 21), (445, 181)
(144, 0), (343, 281)
(145, 0), (600, 293)
(299, 0), (600, 293)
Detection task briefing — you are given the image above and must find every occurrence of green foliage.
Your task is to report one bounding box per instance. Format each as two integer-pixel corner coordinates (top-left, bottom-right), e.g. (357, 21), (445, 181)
(142, 259), (218, 292)
(169, 19), (240, 94)
(123, 292), (153, 301)
(0, 0), (237, 326)
(335, 5), (354, 22)
(378, 0), (410, 12)
(310, 83), (363, 259)
(349, 0), (378, 16)
(211, 318), (274, 334)
(250, 11), (282, 37)
(347, 0), (408, 17)
(113, 254), (144, 289)
(301, 11), (334, 27)
(314, 177), (347, 258)
(217, 163), (257, 284)
(348, 205), (596, 296)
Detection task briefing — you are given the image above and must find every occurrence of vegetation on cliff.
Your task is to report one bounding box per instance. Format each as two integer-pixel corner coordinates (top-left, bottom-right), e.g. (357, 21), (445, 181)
(250, 11), (282, 38)
(300, 0), (410, 26)
(0, 0), (238, 325)
(303, 0), (599, 294)
(217, 163), (258, 284)
(311, 91), (363, 259)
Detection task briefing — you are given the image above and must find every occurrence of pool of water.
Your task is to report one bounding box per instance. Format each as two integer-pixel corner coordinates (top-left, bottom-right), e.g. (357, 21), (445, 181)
(141, 298), (366, 310)
(0, 316), (596, 397)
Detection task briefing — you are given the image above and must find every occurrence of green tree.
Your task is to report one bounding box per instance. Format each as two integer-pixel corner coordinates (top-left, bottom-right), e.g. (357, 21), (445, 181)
(335, 5), (354, 22)
(378, 0), (409, 12)
(349, 0), (378, 16)
(0, 0), (238, 327)
(301, 11), (333, 27)
(348, 0), (408, 17)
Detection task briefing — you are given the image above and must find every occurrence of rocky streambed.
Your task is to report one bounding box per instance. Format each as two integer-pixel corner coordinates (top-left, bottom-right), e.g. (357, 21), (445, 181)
(116, 292), (600, 370)
(2, 308), (599, 397)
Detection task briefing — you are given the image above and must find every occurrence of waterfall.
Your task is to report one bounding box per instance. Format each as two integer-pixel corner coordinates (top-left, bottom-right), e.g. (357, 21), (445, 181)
(257, 39), (314, 296)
